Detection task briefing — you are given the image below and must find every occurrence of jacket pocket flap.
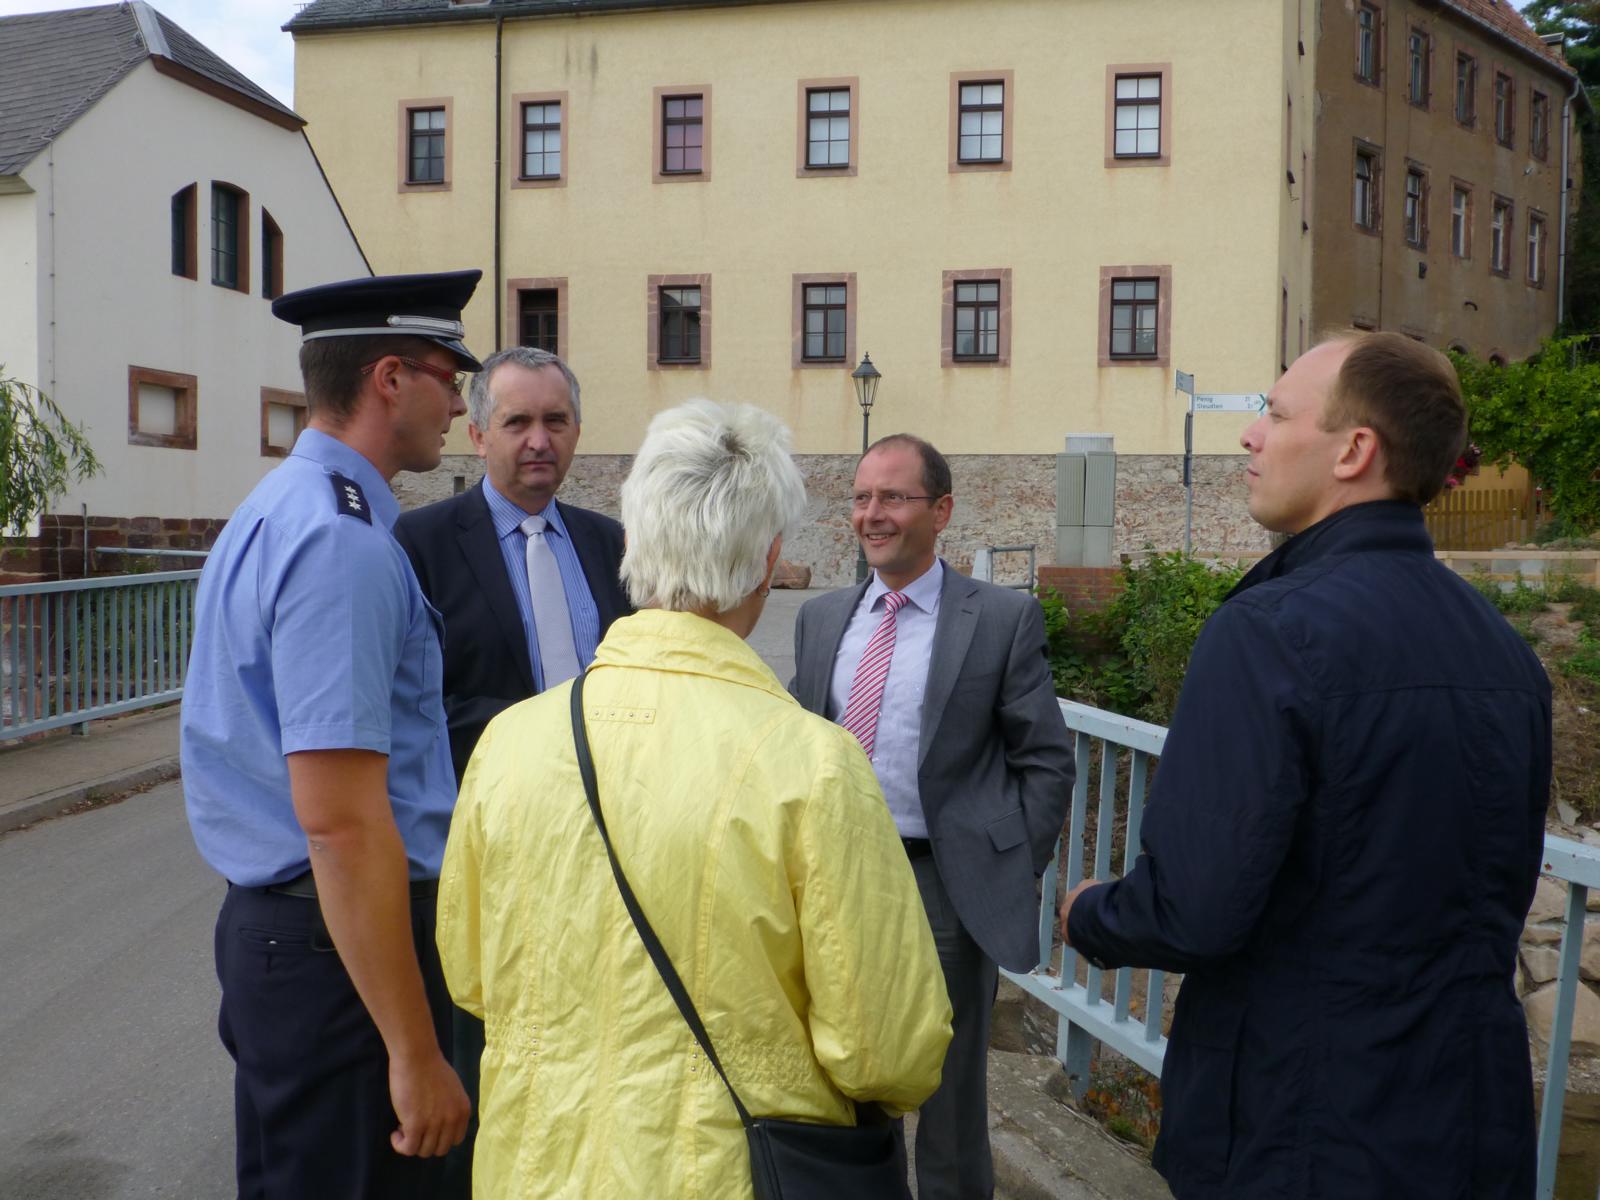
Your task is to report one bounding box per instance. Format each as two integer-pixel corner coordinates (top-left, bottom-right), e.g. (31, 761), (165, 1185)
(986, 807), (1028, 852)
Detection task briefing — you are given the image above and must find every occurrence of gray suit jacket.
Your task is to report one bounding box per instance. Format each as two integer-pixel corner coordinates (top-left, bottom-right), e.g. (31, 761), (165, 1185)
(791, 564), (1075, 972)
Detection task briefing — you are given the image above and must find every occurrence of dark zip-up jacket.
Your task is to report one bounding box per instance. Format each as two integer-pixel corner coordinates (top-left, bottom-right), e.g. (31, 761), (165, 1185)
(1068, 500), (1552, 1199)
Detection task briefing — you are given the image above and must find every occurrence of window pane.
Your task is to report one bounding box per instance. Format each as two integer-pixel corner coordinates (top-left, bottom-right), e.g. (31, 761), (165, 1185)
(961, 84), (982, 105)
(809, 140), (830, 163)
(1115, 130), (1137, 155)
(830, 116), (849, 140)
(806, 332), (825, 358)
(826, 328), (845, 358)
(1111, 280), (1133, 300)
(1111, 328), (1132, 355)
(1137, 129), (1159, 154)
(1136, 306), (1156, 330)
(1111, 306), (1132, 330)
(981, 135), (1002, 159)
(829, 141), (849, 164)
(831, 90), (850, 112)
(826, 307), (846, 334)
(1116, 77), (1137, 99)
(1134, 281), (1157, 300)
(955, 330), (976, 356)
(1138, 76), (1160, 99)
(805, 285), (826, 305)
(429, 109), (445, 131)
(1137, 106), (1159, 129)
(977, 282), (999, 301)
(685, 97), (702, 118)
(960, 135), (981, 159)
(809, 91), (830, 113)
(981, 111), (1003, 135)
(1115, 107), (1137, 131)
(1134, 327), (1156, 354)
(955, 307), (975, 332)
(982, 84), (1003, 105)
(961, 112), (982, 135)
(826, 286), (846, 305)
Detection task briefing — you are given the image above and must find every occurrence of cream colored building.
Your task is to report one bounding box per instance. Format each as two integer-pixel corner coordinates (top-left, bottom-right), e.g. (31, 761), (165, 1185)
(0, 3), (370, 578)
(285, 0), (1316, 579)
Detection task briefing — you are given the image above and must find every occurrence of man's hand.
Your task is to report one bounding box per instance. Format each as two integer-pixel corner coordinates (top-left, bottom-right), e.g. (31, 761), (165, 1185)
(1058, 878), (1104, 947)
(389, 1049), (470, 1157)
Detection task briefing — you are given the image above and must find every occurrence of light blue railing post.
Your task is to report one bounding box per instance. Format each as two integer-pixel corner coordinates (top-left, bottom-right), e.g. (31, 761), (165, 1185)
(0, 570), (202, 741)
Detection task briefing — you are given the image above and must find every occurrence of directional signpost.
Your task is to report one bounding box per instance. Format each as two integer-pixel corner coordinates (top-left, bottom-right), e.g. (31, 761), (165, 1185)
(1176, 371), (1267, 553)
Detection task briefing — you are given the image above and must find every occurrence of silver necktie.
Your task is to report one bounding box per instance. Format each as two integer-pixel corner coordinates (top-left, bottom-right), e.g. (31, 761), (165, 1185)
(521, 513), (580, 688)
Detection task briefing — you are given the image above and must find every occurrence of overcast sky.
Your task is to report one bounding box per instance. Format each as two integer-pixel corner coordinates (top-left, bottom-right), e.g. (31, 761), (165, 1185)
(0, 0), (298, 106)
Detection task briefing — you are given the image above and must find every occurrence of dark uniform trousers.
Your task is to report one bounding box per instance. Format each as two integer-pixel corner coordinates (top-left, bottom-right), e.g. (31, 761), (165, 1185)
(215, 884), (452, 1200)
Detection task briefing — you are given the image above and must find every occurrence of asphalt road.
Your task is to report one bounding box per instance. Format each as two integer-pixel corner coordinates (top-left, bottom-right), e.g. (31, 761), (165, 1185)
(0, 778), (232, 1199)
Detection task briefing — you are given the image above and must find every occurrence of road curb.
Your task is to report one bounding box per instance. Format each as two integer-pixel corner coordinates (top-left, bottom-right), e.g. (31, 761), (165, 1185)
(0, 758), (181, 834)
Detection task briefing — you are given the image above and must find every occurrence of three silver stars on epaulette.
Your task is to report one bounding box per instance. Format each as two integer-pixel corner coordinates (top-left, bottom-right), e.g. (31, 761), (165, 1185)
(344, 485), (363, 513)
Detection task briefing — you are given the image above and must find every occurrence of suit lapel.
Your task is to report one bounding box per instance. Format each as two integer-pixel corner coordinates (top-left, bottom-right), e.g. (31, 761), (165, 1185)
(809, 580), (870, 714)
(558, 500), (623, 627)
(919, 565), (981, 767)
(458, 486), (535, 693)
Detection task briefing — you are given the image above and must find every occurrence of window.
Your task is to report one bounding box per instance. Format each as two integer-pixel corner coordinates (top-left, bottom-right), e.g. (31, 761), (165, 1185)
(1404, 167), (1427, 247)
(1494, 72), (1514, 147)
(1356, 3), (1380, 85)
(952, 280), (1001, 360)
(1110, 279), (1160, 359)
(261, 210), (283, 300)
(260, 387), (306, 458)
(958, 81), (1005, 163)
(506, 277), (567, 356)
(399, 99), (452, 191)
(1354, 147), (1379, 232)
(1528, 212), (1547, 285)
(647, 274), (711, 368)
(170, 184), (196, 279)
(211, 182), (248, 292)
(1099, 266), (1170, 367)
(1451, 182), (1472, 258)
(1113, 74), (1162, 158)
(1490, 197), (1512, 274)
(408, 107), (446, 183)
(1455, 52), (1476, 125)
(802, 283), (848, 361)
(949, 71), (1013, 171)
(1532, 90), (1550, 160)
(127, 366), (198, 450)
(522, 100), (561, 179)
(791, 274), (856, 368)
(942, 268), (1012, 366)
(806, 88), (851, 168)
(654, 87), (711, 181)
(796, 78), (859, 177)
(1408, 28), (1430, 106)
(662, 94), (704, 174)
(519, 288), (559, 352)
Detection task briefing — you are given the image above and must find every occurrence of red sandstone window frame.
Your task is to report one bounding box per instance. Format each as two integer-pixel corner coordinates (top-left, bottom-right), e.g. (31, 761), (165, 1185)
(260, 387), (306, 458)
(128, 366), (199, 451)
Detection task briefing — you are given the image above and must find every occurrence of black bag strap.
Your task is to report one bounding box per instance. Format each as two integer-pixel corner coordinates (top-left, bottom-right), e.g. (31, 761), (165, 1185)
(569, 672), (756, 1129)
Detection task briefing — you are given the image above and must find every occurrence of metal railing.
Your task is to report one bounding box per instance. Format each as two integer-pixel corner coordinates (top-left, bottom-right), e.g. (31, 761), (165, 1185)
(0, 570), (201, 740)
(971, 544), (1037, 591)
(1009, 697), (1596, 1199)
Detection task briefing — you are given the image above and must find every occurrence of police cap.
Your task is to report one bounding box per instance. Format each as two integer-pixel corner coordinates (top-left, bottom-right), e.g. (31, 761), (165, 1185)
(271, 269), (484, 371)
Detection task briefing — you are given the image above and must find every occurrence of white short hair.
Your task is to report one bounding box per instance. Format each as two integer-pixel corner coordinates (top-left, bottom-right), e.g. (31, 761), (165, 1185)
(620, 399), (806, 613)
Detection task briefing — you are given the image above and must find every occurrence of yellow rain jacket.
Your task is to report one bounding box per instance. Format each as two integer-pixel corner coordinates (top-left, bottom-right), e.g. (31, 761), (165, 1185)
(438, 609), (952, 1199)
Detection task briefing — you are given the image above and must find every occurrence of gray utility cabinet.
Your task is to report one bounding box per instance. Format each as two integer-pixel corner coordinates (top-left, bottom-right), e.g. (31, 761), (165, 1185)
(1057, 435), (1116, 567)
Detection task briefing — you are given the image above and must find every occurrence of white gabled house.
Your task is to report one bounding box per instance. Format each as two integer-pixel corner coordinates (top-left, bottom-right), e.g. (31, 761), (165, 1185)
(0, 1), (369, 579)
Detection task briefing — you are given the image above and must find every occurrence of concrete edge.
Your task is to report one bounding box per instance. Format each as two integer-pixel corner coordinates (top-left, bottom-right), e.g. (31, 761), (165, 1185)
(0, 758), (181, 834)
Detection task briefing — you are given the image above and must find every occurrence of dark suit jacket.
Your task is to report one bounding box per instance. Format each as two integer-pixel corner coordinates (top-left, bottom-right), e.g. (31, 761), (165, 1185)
(394, 485), (631, 782)
(791, 563), (1075, 972)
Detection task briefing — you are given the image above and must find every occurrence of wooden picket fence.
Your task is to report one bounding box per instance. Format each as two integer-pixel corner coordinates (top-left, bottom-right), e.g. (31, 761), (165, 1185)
(1423, 487), (1537, 550)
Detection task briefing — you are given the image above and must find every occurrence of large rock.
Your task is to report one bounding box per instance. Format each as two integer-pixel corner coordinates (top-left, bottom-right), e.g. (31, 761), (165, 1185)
(770, 560), (812, 590)
(1525, 920), (1564, 946)
(1525, 981), (1600, 1057)
(1528, 877), (1570, 924)
(1524, 946), (1562, 986)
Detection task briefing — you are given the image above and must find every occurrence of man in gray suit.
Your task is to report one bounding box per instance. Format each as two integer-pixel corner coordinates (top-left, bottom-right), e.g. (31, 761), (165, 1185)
(791, 434), (1075, 1200)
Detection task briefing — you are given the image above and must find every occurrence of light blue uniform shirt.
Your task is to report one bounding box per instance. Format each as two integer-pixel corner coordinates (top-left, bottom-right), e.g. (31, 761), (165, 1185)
(479, 475), (601, 690)
(181, 428), (455, 886)
(827, 560), (944, 838)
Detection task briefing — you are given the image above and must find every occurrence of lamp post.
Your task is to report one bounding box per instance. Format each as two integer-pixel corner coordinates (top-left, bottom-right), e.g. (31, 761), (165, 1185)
(851, 352), (881, 584)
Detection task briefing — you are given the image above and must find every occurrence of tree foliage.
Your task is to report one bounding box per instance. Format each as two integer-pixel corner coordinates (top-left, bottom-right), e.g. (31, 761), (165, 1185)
(1450, 339), (1600, 532)
(0, 372), (101, 536)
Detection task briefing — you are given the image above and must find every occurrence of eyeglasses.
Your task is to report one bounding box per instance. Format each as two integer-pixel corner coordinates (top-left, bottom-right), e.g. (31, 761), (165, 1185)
(360, 356), (465, 396)
(851, 491), (938, 510)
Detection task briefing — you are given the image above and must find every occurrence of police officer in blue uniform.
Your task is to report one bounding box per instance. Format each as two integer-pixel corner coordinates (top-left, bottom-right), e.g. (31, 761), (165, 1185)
(182, 271), (483, 1199)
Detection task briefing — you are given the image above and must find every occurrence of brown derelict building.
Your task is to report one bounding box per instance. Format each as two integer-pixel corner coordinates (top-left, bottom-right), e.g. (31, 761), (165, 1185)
(1312, 0), (1586, 362)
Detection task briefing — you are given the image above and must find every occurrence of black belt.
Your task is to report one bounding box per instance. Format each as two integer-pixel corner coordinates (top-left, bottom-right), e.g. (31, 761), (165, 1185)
(901, 837), (933, 860)
(259, 871), (439, 900)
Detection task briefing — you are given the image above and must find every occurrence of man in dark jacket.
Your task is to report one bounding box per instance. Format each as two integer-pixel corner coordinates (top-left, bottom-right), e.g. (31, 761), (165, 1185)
(1061, 332), (1552, 1199)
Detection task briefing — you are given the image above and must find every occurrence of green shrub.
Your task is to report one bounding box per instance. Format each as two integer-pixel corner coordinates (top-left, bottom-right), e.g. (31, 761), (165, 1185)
(1041, 552), (1245, 725)
(1566, 585), (1600, 629)
(1470, 570), (1548, 615)
(1564, 629), (1600, 687)
(1509, 615), (1542, 645)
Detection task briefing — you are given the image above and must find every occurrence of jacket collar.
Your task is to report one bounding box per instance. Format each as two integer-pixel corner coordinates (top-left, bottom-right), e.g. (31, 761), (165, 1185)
(1229, 499), (1432, 600)
(591, 609), (794, 705)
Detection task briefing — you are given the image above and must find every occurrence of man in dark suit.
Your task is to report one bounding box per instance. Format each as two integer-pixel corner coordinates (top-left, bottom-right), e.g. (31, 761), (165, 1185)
(393, 345), (630, 1197)
(791, 434), (1075, 1200)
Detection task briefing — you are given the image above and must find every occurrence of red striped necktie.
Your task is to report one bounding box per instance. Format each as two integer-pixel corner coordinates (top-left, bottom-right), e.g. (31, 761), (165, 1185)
(839, 590), (909, 757)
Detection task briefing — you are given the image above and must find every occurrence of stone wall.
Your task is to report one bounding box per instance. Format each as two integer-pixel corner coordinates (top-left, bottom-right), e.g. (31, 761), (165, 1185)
(1, 515), (226, 585)
(398, 452), (1264, 589)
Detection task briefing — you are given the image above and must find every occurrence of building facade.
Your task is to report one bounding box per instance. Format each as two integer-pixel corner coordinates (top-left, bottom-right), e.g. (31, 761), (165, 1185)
(287, 0), (1574, 581)
(0, 3), (370, 581)
(1311, 0), (1582, 362)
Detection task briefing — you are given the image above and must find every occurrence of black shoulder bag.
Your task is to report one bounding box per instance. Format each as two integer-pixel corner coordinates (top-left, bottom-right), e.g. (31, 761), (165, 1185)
(569, 673), (909, 1200)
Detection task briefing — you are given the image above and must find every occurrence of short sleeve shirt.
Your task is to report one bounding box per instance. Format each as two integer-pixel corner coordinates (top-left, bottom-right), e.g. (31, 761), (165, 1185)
(180, 429), (455, 886)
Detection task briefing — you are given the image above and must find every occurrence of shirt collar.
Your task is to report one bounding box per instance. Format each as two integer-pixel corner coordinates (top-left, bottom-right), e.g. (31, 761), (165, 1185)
(482, 475), (565, 543)
(290, 428), (399, 530)
(865, 558), (944, 615)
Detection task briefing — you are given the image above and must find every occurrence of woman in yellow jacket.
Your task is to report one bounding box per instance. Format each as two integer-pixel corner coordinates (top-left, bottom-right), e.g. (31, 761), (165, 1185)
(437, 399), (952, 1198)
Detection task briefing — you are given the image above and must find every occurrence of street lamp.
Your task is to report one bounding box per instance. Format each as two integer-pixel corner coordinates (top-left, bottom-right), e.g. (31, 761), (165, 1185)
(851, 352), (881, 583)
